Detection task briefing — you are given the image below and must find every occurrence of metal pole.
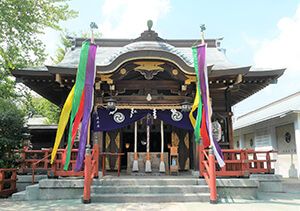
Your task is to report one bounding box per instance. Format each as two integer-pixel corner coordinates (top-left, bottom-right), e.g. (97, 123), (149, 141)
(134, 121), (138, 159)
(146, 122), (150, 158)
(161, 121), (164, 158)
(132, 121), (139, 172)
(145, 115), (151, 172)
(159, 121), (165, 172)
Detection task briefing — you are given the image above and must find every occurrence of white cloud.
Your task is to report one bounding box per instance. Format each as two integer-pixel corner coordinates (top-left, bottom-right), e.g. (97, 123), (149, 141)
(235, 5), (300, 116)
(99, 0), (171, 38)
(254, 9), (300, 70)
(40, 0), (171, 63)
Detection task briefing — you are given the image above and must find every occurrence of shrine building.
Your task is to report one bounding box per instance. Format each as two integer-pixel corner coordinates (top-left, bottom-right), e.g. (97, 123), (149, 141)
(13, 26), (285, 174)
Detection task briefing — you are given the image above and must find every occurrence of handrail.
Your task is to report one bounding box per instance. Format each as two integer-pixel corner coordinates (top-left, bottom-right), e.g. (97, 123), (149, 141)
(32, 153), (52, 184)
(0, 168), (17, 197)
(201, 146), (217, 204)
(200, 148), (277, 178)
(83, 142), (100, 204)
(100, 152), (124, 177)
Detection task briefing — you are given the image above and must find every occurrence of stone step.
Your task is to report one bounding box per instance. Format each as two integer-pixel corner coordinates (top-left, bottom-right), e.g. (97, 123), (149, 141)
(94, 178), (207, 186)
(90, 193), (210, 203)
(11, 190), (26, 201)
(92, 185), (209, 194)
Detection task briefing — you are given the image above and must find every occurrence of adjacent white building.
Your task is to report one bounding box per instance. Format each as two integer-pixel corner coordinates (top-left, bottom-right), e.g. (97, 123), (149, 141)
(233, 91), (300, 178)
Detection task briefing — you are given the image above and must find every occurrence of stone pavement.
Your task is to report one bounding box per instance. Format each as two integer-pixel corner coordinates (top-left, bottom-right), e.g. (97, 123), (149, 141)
(1, 192), (300, 211)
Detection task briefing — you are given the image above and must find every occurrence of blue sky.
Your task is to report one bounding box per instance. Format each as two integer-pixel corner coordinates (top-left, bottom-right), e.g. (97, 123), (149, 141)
(43, 0), (300, 117)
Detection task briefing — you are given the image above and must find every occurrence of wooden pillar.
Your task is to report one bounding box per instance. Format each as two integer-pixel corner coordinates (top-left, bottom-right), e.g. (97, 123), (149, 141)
(227, 114), (234, 149)
(95, 131), (103, 172)
(192, 134), (199, 171)
(225, 89), (234, 149)
(93, 132), (100, 178)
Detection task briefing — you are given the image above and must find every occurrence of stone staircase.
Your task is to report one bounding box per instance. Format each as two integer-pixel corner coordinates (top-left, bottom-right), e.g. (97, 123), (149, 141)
(13, 175), (274, 202)
(89, 177), (210, 203)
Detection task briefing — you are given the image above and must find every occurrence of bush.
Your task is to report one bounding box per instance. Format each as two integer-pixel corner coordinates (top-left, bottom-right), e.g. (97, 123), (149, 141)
(0, 98), (25, 168)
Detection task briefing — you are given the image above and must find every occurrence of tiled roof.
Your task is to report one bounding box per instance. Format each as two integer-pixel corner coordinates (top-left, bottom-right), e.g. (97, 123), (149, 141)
(233, 91), (300, 129)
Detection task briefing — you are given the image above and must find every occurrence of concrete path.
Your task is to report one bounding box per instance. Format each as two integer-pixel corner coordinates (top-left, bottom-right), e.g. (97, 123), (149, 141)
(1, 192), (300, 211)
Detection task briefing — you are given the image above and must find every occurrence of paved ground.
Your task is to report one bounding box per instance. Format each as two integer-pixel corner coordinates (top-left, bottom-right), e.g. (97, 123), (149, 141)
(1, 192), (299, 211)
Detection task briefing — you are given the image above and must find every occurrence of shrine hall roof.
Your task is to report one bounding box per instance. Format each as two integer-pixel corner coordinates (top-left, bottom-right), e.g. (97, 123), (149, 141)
(12, 28), (285, 106)
(15, 28), (284, 77)
(56, 39), (236, 72)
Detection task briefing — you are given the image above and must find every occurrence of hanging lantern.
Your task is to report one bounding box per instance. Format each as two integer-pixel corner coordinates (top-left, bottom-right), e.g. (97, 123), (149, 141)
(107, 97), (116, 110)
(181, 100), (191, 112)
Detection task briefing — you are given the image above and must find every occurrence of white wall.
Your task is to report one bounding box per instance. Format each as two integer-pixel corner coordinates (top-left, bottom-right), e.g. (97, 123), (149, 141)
(276, 123), (298, 178)
(234, 113), (299, 178)
(294, 113), (300, 178)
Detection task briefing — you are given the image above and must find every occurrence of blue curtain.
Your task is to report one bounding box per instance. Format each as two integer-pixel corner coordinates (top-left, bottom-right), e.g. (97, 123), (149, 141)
(92, 108), (193, 131)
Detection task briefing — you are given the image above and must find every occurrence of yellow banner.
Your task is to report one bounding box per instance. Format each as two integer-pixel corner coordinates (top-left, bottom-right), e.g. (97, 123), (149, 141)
(50, 86), (75, 164)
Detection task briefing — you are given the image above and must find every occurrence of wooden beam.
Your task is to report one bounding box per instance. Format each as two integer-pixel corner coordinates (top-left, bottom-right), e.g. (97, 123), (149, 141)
(115, 80), (180, 90)
(104, 95), (192, 104)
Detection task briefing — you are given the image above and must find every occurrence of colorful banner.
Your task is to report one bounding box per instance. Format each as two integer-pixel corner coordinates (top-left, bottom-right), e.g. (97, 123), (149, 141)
(189, 47), (203, 144)
(191, 44), (225, 167)
(75, 43), (97, 171)
(63, 41), (90, 170)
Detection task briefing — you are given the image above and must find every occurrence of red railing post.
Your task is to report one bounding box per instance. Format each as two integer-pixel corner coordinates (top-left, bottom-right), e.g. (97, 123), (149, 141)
(240, 150), (249, 177)
(266, 151), (271, 173)
(20, 149), (26, 174)
(0, 170), (3, 193)
(198, 144), (205, 177)
(208, 147), (217, 204)
(253, 152), (257, 170)
(83, 147), (92, 204)
(32, 164), (35, 184)
(11, 170), (17, 191)
(44, 150), (48, 169)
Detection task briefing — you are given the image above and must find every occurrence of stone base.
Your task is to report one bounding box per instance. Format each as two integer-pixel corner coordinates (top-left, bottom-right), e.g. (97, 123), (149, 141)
(250, 174), (284, 193)
(145, 160), (152, 172)
(132, 160), (139, 172)
(17, 175), (47, 191)
(127, 152), (169, 174)
(215, 179), (259, 200)
(191, 170), (200, 177)
(12, 178), (85, 201)
(159, 161), (165, 173)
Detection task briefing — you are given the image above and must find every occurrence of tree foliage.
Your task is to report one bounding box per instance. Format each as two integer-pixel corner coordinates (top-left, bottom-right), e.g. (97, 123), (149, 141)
(23, 95), (60, 124)
(51, 30), (74, 64)
(0, 0), (77, 167)
(51, 30), (101, 64)
(0, 98), (25, 168)
(0, 0), (77, 70)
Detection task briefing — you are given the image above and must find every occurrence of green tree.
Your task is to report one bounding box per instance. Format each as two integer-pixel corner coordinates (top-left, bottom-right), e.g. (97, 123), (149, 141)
(51, 30), (101, 64)
(23, 95), (60, 124)
(0, 98), (25, 168)
(0, 0), (77, 167)
(51, 30), (74, 64)
(0, 0), (77, 70)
